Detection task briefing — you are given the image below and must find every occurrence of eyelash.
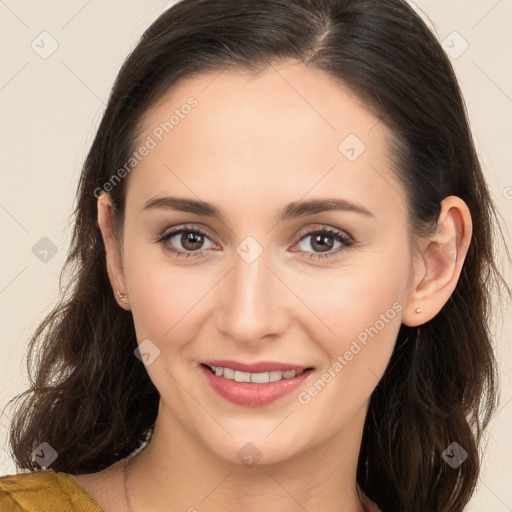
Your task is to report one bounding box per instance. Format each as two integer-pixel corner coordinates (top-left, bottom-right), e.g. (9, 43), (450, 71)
(154, 224), (355, 260)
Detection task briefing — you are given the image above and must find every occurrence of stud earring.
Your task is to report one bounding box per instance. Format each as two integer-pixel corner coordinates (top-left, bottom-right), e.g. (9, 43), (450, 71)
(415, 307), (422, 314)
(117, 291), (129, 303)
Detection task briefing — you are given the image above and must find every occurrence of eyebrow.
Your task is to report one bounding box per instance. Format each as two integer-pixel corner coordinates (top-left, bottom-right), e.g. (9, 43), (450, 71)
(142, 196), (374, 220)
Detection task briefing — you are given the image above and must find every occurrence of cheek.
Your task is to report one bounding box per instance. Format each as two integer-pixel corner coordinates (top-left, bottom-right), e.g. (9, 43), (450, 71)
(303, 258), (405, 327)
(293, 267), (404, 425)
(122, 242), (215, 342)
(296, 251), (408, 375)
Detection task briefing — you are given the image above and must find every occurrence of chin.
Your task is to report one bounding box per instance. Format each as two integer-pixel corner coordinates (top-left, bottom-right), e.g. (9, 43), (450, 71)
(204, 434), (306, 468)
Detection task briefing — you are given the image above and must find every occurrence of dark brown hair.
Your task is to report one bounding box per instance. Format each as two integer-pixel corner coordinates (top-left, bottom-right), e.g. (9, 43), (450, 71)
(4, 1), (510, 510)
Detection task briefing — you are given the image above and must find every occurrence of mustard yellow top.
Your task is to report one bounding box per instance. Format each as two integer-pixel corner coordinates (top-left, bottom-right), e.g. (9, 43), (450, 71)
(0, 471), (103, 512)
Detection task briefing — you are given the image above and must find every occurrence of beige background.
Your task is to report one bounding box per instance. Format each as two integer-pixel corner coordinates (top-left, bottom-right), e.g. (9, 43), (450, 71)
(0, 1), (511, 509)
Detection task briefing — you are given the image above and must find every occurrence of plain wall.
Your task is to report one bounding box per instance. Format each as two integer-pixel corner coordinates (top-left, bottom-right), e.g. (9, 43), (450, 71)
(1, 1), (511, 509)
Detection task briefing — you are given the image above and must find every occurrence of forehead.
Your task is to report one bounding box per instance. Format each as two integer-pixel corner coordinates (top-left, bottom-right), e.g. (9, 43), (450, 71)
(138, 61), (383, 152)
(127, 61), (406, 221)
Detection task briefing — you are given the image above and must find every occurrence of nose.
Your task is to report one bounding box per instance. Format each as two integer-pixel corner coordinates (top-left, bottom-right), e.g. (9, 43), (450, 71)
(215, 247), (289, 346)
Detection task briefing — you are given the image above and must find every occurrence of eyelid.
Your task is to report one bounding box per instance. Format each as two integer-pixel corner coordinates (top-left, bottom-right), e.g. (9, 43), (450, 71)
(155, 223), (216, 243)
(294, 224), (354, 242)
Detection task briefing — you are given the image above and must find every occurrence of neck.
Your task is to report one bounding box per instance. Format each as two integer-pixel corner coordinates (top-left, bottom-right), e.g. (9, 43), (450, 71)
(124, 401), (370, 512)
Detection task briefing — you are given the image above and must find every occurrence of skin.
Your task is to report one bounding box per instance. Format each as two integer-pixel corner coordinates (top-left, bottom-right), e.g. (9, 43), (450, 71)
(72, 60), (472, 512)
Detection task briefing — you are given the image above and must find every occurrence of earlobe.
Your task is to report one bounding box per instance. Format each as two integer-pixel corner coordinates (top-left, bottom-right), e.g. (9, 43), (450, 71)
(96, 192), (131, 311)
(402, 196), (472, 327)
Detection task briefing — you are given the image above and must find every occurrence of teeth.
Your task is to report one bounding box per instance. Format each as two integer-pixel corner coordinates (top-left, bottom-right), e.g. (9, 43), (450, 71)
(209, 365), (304, 383)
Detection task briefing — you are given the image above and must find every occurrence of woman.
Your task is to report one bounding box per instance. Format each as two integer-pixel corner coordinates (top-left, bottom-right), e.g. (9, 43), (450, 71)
(1, 0), (508, 511)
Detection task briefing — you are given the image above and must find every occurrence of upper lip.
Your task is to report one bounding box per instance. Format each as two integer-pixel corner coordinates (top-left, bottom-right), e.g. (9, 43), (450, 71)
(202, 360), (313, 373)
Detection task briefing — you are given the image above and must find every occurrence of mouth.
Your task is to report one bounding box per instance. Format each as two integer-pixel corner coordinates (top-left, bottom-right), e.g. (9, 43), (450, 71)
(199, 359), (316, 407)
(200, 362), (315, 407)
(200, 363), (314, 384)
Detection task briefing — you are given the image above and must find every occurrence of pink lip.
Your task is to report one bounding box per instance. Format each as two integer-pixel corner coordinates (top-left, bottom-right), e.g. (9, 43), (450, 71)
(202, 360), (312, 373)
(200, 364), (314, 407)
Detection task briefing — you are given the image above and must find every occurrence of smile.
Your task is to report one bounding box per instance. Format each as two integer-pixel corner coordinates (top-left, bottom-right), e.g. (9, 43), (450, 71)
(205, 364), (309, 383)
(200, 363), (315, 407)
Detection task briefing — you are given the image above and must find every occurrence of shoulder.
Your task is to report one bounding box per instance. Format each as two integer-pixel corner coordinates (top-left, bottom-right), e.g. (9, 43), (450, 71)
(0, 471), (103, 512)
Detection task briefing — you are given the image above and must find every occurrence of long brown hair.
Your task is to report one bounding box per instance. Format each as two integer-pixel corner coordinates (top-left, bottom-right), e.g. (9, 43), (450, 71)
(4, 1), (510, 510)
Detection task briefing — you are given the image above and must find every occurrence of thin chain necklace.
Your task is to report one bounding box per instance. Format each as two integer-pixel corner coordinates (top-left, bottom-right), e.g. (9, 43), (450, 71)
(122, 456), (135, 512)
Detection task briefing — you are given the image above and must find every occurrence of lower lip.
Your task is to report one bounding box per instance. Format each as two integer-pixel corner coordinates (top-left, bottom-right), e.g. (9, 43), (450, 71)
(200, 364), (314, 407)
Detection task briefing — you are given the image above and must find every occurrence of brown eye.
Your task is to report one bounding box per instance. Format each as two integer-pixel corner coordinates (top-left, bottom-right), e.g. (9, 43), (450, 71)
(310, 233), (335, 253)
(294, 228), (354, 260)
(156, 226), (215, 258)
(179, 231), (205, 251)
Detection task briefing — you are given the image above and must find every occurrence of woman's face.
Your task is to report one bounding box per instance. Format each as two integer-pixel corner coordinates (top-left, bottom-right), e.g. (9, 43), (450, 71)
(109, 61), (421, 465)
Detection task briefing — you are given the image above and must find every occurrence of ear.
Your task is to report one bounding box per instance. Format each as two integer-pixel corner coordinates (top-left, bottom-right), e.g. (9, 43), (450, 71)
(402, 195), (472, 327)
(97, 192), (131, 311)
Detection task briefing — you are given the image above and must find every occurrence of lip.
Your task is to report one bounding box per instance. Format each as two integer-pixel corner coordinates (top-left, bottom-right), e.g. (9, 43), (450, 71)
(200, 363), (314, 407)
(201, 360), (313, 373)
